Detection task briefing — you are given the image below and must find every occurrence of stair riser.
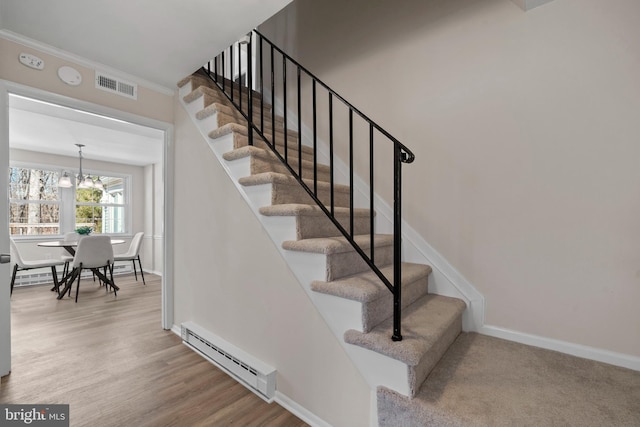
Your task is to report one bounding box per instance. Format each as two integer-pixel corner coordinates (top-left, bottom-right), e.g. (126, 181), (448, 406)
(207, 90), (269, 113)
(211, 112), (238, 129)
(295, 213), (372, 240)
(234, 134), (315, 161)
(251, 156), (332, 182)
(252, 127), (300, 146)
(408, 316), (462, 397)
(325, 245), (393, 281)
(363, 276), (429, 333)
(271, 182), (351, 209)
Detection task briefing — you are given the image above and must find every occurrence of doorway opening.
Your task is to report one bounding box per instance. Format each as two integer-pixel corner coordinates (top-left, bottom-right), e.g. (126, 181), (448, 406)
(0, 81), (174, 375)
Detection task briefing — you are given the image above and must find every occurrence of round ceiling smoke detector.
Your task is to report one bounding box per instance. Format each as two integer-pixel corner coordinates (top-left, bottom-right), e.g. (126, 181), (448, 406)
(58, 66), (82, 86)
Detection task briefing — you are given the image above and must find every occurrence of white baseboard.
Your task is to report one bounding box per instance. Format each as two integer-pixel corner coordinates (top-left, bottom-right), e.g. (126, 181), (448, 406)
(274, 391), (331, 427)
(480, 325), (640, 372)
(170, 324), (181, 336)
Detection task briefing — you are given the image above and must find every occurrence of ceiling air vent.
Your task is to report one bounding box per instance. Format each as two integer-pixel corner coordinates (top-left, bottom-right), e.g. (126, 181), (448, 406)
(95, 72), (138, 100)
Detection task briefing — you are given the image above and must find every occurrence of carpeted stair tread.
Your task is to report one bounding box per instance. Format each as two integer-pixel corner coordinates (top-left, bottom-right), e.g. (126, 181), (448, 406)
(222, 145), (268, 162)
(223, 146), (329, 174)
(259, 203), (369, 219)
(182, 85), (219, 104)
(208, 122), (247, 140)
(344, 294), (466, 366)
(282, 234), (393, 255)
(377, 332), (640, 427)
(177, 73), (214, 91)
(209, 123), (313, 155)
(311, 263), (430, 303)
(195, 102), (235, 119)
(260, 204), (372, 240)
(239, 172), (350, 194)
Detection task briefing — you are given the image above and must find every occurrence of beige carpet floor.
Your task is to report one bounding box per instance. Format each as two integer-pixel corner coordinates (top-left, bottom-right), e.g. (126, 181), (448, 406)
(378, 332), (640, 426)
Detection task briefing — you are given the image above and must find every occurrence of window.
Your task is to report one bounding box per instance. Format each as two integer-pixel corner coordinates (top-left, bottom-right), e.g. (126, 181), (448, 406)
(75, 176), (126, 234)
(9, 167), (61, 236)
(9, 165), (130, 237)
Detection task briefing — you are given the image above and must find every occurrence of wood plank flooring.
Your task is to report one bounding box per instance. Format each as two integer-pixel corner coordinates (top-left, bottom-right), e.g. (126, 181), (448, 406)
(1, 274), (307, 427)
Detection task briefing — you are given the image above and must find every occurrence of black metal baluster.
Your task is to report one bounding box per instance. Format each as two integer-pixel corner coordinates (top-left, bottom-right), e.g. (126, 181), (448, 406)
(247, 33), (253, 147)
(349, 109), (354, 238)
(221, 50), (226, 92)
(271, 46), (275, 150)
(297, 66), (302, 178)
(283, 56), (288, 163)
(312, 80), (318, 196)
(329, 92), (334, 215)
(239, 41), (243, 114)
(214, 56), (218, 82)
(369, 124), (375, 264)
(229, 45), (234, 102)
(259, 34), (264, 133)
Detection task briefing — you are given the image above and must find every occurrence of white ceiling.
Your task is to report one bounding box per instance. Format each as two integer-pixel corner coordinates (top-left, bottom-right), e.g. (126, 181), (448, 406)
(0, 0), (292, 89)
(9, 94), (165, 166)
(1, 0), (292, 166)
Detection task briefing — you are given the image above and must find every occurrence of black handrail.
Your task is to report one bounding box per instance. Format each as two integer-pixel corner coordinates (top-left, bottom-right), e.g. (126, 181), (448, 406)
(203, 30), (414, 341)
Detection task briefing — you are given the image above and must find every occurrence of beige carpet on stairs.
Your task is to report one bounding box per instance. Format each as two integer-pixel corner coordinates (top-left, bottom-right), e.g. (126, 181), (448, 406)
(378, 332), (640, 426)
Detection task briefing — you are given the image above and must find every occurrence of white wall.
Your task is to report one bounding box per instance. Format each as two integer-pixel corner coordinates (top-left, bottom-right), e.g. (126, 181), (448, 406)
(172, 97), (371, 426)
(260, 0), (640, 358)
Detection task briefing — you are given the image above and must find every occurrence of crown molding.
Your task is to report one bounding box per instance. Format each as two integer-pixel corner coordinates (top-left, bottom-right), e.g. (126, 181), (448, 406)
(511, 0), (555, 11)
(0, 29), (174, 96)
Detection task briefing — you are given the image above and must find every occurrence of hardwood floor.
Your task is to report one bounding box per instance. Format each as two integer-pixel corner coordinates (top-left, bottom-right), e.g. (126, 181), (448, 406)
(1, 274), (307, 427)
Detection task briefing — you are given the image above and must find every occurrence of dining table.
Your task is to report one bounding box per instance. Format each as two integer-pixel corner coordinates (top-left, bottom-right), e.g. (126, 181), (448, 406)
(38, 238), (125, 299)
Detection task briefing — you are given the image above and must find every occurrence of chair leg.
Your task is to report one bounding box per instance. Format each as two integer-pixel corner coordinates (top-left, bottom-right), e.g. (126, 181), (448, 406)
(75, 264), (83, 303)
(10, 265), (18, 296)
(55, 262), (69, 293)
(132, 259), (138, 281)
(109, 262), (117, 297)
(51, 266), (60, 295)
(137, 256), (146, 285)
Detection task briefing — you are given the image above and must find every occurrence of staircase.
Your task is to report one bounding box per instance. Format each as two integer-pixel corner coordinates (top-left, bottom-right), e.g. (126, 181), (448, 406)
(177, 70), (467, 421)
(176, 51), (640, 427)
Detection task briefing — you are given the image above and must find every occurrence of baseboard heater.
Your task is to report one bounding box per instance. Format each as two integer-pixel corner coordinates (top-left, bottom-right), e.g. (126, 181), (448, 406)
(181, 321), (276, 402)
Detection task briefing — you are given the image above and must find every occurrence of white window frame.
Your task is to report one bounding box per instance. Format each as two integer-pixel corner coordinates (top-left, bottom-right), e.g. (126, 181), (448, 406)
(8, 163), (63, 238)
(9, 160), (132, 240)
(74, 172), (131, 235)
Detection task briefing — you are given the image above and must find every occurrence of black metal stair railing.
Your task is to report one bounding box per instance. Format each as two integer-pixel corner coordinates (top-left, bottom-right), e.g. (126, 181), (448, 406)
(202, 30), (415, 341)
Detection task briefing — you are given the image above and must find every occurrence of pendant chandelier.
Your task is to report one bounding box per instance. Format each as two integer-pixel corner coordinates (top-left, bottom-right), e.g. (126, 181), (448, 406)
(58, 144), (104, 190)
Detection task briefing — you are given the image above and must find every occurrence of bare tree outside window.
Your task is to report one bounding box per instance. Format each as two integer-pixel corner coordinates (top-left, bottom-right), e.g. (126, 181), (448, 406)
(9, 167), (60, 235)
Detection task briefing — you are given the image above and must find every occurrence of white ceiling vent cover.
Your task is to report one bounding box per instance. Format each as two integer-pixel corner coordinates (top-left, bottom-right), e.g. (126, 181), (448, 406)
(95, 72), (138, 100)
(181, 322), (276, 401)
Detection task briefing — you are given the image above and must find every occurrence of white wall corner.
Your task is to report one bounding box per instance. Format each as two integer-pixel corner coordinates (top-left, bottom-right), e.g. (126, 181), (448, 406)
(511, 0), (555, 11)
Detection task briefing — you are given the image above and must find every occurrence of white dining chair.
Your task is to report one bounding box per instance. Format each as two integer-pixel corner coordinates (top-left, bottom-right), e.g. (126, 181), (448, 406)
(66, 235), (116, 303)
(60, 231), (80, 277)
(9, 238), (65, 296)
(114, 232), (145, 285)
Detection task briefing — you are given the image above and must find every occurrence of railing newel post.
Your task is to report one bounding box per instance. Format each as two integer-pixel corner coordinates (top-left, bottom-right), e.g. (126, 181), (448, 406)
(392, 144), (403, 342)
